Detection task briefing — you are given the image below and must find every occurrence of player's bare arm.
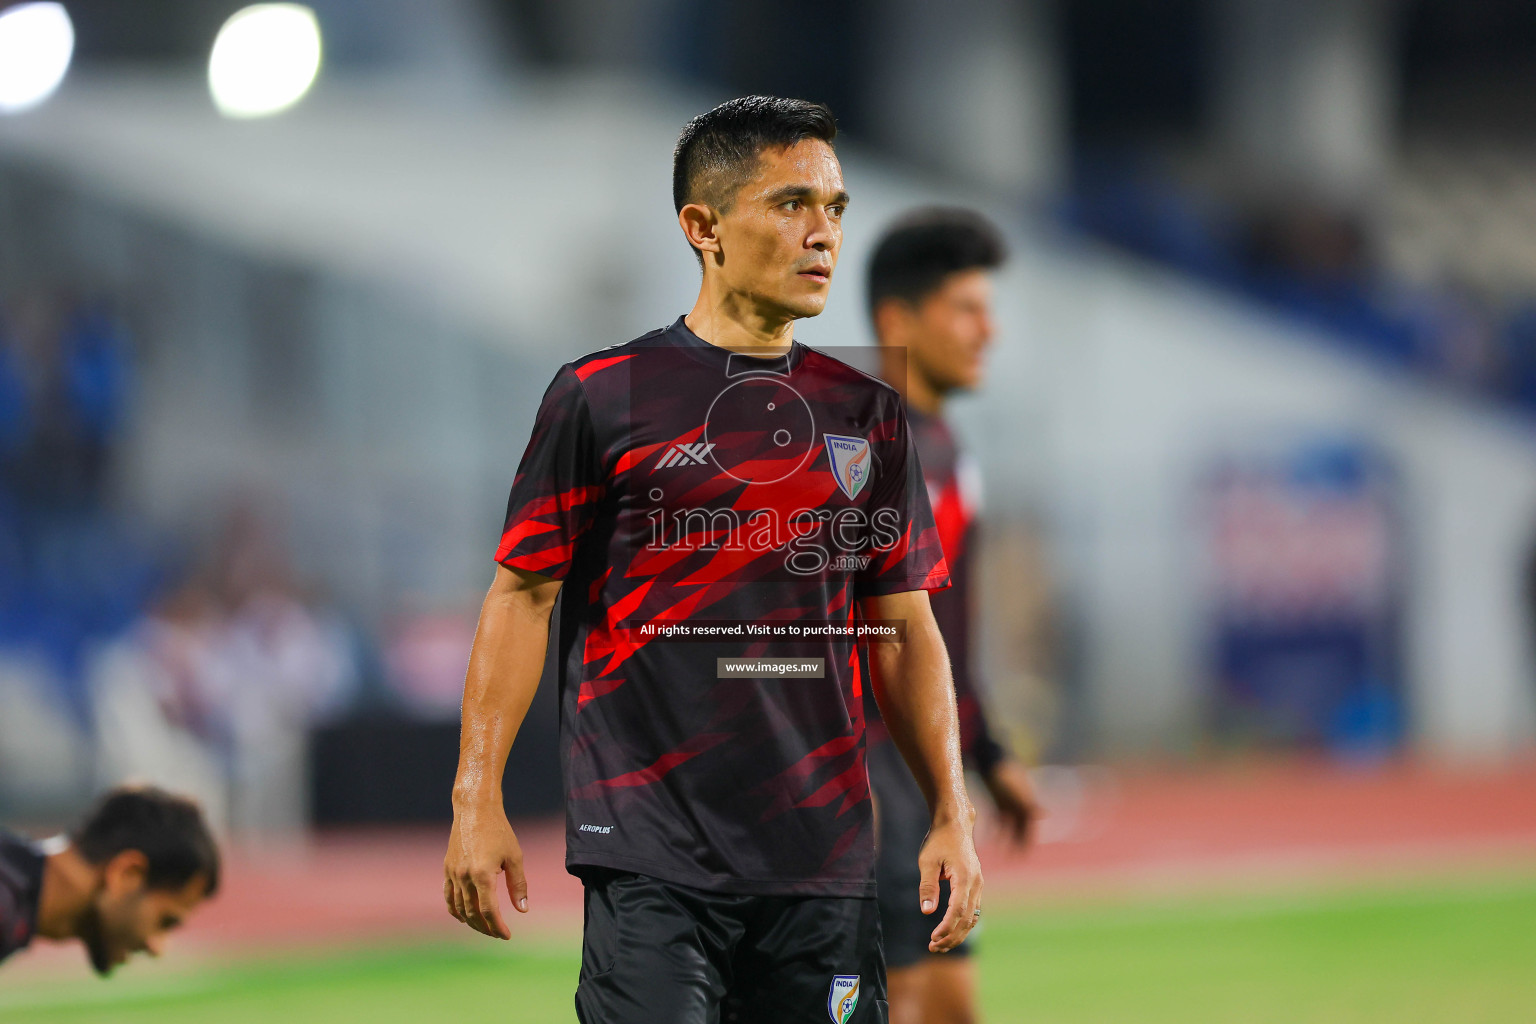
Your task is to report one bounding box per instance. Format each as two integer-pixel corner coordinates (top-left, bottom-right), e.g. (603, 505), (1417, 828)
(861, 588), (982, 954)
(444, 563), (561, 940)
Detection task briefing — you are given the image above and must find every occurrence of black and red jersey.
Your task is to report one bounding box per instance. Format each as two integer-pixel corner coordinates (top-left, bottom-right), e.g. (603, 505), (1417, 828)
(0, 830), (44, 966)
(867, 406), (1008, 776)
(497, 317), (949, 896)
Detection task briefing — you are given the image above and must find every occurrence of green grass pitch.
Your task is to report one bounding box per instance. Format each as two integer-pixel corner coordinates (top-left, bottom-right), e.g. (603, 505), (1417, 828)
(3, 876), (1533, 1023)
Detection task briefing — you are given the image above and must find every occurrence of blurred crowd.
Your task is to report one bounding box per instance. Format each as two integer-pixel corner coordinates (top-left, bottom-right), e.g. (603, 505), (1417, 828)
(89, 512), (359, 837)
(0, 293), (362, 834)
(0, 292), (145, 703)
(1063, 154), (1530, 406)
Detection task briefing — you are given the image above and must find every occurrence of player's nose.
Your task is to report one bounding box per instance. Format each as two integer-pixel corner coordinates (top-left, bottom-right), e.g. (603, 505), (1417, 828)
(976, 311), (995, 347)
(806, 209), (837, 251)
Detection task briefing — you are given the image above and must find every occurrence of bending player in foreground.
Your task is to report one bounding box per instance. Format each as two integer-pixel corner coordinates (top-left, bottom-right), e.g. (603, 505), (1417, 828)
(868, 210), (1042, 1024)
(1, 786), (220, 975)
(445, 95), (982, 1023)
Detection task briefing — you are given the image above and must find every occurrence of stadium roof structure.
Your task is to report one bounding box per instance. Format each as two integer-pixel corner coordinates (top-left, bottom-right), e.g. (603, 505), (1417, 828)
(0, 70), (964, 351)
(0, 72), (692, 345)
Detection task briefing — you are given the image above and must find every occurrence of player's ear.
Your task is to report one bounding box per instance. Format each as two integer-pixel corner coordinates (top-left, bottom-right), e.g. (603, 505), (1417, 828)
(103, 849), (149, 895)
(679, 202), (723, 257)
(873, 297), (915, 346)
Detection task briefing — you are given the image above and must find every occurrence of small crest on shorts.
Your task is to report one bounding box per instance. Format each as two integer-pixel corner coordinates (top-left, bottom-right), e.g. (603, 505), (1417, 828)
(823, 434), (871, 500)
(828, 974), (860, 1024)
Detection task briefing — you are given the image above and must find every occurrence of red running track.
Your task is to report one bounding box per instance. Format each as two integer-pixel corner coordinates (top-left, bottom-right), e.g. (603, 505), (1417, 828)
(11, 756), (1536, 974)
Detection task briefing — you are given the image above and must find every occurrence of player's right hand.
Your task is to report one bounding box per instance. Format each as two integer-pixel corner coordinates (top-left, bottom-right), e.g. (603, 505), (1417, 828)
(444, 802), (527, 940)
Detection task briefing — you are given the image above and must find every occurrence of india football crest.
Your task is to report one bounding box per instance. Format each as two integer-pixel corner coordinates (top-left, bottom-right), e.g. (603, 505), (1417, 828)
(823, 434), (871, 500)
(828, 975), (860, 1024)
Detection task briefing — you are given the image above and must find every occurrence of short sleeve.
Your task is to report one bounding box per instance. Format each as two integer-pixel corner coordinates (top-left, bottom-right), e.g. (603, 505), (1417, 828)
(494, 365), (606, 580)
(854, 403), (951, 597)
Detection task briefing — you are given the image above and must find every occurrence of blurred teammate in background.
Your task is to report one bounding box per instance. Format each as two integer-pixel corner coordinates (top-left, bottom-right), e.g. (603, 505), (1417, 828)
(868, 209), (1041, 1024)
(446, 96), (982, 1023)
(0, 786), (220, 975)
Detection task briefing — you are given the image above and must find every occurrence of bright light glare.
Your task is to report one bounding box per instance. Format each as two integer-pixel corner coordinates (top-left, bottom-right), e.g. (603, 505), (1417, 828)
(0, 2), (74, 114)
(208, 4), (322, 119)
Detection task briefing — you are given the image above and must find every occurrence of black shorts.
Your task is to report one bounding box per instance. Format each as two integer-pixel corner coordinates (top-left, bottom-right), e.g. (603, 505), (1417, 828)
(574, 868), (888, 1024)
(868, 739), (973, 970)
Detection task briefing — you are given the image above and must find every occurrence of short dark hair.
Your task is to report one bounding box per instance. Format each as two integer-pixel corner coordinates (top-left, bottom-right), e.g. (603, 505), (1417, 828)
(672, 95), (838, 217)
(72, 787), (221, 896)
(867, 208), (1007, 318)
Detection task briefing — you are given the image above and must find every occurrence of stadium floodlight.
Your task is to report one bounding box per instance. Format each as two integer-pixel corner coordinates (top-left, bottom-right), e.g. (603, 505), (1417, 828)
(208, 3), (322, 119)
(0, 2), (74, 115)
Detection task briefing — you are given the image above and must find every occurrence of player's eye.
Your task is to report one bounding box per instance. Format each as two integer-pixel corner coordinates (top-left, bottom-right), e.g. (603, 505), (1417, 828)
(782, 199), (801, 211)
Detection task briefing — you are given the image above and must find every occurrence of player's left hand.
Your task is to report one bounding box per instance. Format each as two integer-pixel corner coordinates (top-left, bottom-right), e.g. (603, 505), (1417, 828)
(917, 813), (983, 954)
(984, 759), (1042, 849)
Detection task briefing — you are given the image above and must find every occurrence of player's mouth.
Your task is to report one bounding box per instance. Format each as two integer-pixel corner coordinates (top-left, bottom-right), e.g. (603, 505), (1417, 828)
(797, 267), (831, 284)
